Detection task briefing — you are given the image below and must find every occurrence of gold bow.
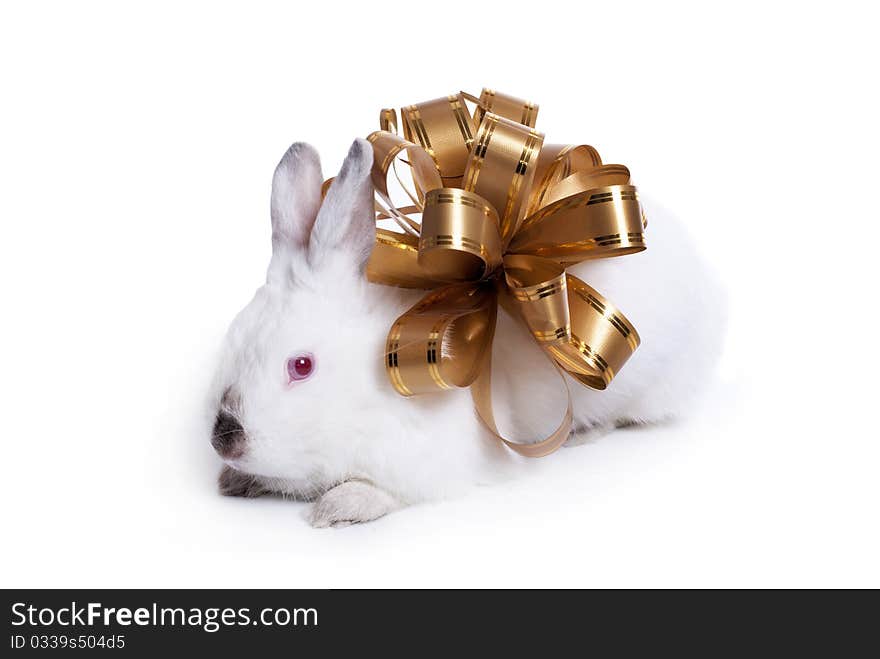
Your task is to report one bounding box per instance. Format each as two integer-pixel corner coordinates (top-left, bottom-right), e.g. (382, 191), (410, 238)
(363, 89), (646, 457)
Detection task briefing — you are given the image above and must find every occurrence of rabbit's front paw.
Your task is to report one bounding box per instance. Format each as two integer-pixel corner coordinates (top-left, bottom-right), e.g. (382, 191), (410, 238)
(309, 480), (399, 528)
(218, 466), (269, 498)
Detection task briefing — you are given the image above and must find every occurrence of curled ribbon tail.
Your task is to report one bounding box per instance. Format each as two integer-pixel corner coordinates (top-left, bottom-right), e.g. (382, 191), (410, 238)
(470, 345), (575, 459)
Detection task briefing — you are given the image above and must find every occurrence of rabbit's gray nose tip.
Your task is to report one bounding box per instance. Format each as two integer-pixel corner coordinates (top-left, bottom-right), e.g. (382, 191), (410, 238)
(211, 411), (247, 459)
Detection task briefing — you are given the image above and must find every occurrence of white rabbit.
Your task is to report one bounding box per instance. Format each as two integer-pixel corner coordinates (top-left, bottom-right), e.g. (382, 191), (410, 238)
(209, 138), (725, 527)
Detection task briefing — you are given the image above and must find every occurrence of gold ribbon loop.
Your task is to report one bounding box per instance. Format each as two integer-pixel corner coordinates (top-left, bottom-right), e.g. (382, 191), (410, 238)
(510, 184), (646, 262)
(366, 229), (440, 289)
(547, 275), (641, 390)
(379, 108), (398, 134)
(386, 283), (496, 396)
(401, 93), (475, 187)
(475, 88), (539, 128)
(502, 254), (571, 345)
(540, 164), (632, 209)
(358, 89), (647, 457)
(527, 143), (603, 215)
(463, 113), (545, 244)
(367, 130), (442, 235)
(418, 188), (503, 282)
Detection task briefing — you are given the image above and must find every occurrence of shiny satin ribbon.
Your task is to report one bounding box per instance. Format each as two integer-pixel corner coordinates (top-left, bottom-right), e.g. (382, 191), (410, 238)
(346, 89), (646, 456)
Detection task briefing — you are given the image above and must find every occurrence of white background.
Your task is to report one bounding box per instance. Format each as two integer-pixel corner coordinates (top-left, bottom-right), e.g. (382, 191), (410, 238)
(1, 1), (878, 588)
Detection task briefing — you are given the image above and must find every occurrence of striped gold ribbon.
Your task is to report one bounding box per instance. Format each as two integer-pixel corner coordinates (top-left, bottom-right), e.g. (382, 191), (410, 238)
(339, 88), (646, 456)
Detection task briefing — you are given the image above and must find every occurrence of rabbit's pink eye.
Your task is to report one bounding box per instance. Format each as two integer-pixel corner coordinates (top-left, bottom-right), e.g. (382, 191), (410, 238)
(287, 354), (314, 383)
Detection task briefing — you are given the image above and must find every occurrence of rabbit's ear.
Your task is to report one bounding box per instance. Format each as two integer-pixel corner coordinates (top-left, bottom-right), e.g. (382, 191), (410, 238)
(268, 142), (323, 283)
(308, 138), (375, 272)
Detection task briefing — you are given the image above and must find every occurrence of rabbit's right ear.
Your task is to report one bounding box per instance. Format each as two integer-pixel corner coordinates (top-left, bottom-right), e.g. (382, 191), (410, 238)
(268, 142), (323, 283)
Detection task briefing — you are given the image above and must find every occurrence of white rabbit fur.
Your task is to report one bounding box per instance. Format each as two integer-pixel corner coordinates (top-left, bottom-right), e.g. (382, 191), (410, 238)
(209, 138), (725, 527)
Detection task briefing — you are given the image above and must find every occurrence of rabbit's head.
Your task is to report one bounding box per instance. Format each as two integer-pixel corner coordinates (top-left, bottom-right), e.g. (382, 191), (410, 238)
(209, 139), (410, 491)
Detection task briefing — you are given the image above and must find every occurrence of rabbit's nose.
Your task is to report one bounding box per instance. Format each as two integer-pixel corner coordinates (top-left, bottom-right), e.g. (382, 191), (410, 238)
(211, 411), (247, 459)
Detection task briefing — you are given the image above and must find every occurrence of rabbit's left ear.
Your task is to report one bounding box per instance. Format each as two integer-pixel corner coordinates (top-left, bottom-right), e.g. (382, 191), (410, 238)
(268, 142), (324, 284)
(309, 138), (375, 272)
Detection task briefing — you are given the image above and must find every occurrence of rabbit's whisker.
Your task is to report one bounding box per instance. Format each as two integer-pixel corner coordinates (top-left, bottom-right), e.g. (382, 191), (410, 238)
(212, 429), (245, 439)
